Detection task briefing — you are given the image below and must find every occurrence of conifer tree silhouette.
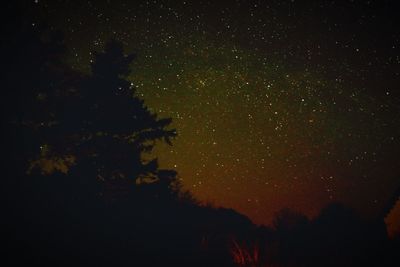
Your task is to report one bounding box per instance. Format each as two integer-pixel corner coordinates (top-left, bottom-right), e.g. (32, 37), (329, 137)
(88, 40), (176, 180)
(28, 40), (179, 201)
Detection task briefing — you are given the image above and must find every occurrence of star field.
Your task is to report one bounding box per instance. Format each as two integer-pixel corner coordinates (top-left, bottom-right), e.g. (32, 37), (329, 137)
(33, 0), (400, 224)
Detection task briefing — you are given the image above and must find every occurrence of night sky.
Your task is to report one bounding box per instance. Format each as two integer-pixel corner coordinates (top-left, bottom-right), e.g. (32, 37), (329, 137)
(30, 0), (400, 225)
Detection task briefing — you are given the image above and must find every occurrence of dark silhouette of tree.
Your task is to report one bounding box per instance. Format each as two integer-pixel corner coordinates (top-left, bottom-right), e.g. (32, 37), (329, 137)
(25, 40), (178, 203)
(311, 203), (391, 267)
(1, 3), (84, 265)
(22, 40), (186, 265)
